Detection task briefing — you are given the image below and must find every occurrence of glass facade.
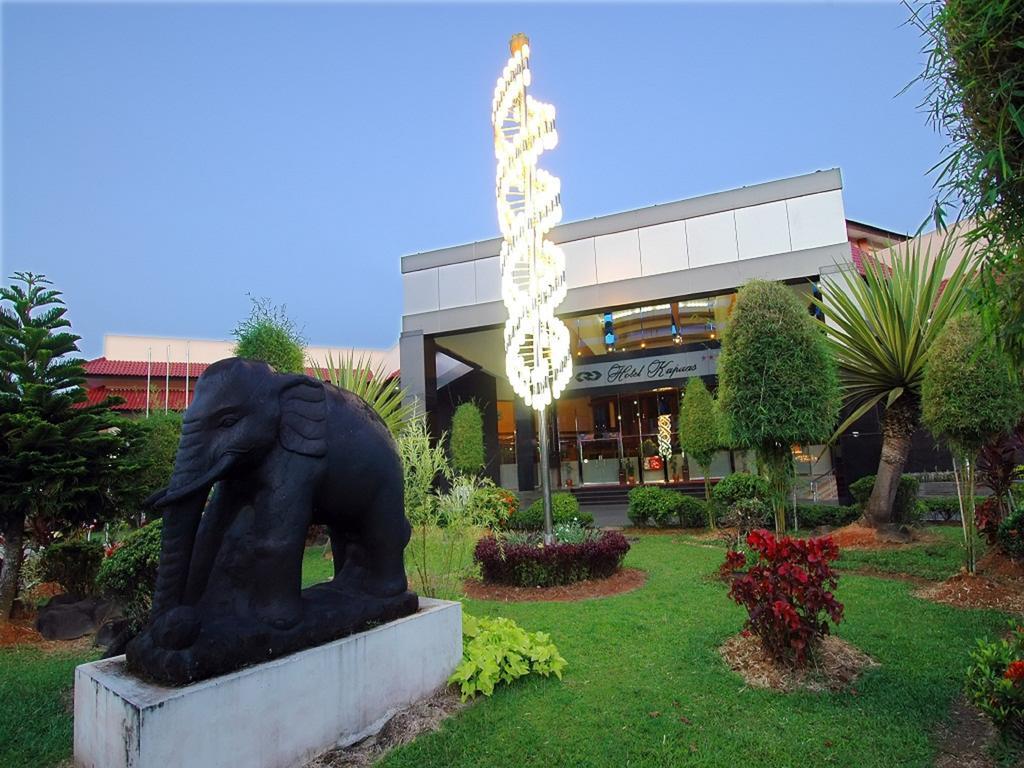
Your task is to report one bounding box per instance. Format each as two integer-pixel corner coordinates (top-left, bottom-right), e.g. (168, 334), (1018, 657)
(488, 282), (832, 491)
(567, 294), (735, 358)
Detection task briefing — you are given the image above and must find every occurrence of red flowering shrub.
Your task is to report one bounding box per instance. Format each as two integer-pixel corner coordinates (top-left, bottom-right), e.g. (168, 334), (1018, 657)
(474, 531), (630, 587)
(471, 485), (520, 528)
(976, 496), (1004, 545)
(966, 623), (1024, 741)
(725, 529), (844, 665)
(1006, 660), (1024, 684)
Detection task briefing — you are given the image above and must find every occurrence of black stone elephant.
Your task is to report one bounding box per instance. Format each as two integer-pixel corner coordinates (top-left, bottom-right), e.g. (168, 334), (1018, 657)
(126, 357), (417, 685)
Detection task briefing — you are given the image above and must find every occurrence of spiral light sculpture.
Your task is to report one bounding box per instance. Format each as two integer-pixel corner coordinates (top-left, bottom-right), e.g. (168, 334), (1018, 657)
(492, 34), (571, 411)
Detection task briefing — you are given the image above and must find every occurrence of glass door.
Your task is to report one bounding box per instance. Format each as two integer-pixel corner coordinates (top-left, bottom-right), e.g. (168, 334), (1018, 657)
(579, 437), (622, 485)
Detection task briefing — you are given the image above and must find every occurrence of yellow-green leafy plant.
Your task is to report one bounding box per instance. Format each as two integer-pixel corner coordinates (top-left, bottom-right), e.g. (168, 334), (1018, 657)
(449, 613), (567, 701)
(398, 418), (493, 599)
(315, 350), (414, 437)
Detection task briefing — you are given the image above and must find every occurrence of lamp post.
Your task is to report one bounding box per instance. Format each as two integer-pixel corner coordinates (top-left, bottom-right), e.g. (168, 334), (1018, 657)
(492, 34), (571, 544)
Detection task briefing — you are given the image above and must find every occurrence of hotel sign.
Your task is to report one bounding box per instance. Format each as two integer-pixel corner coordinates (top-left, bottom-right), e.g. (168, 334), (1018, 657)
(566, 349), (719, 392)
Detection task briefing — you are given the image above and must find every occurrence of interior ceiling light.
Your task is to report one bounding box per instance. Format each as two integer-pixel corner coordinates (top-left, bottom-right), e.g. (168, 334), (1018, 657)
(493, 33), (570, 410)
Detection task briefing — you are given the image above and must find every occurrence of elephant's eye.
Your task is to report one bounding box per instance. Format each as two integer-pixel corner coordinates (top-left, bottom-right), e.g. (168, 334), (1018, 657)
(218, 415), (239, 428)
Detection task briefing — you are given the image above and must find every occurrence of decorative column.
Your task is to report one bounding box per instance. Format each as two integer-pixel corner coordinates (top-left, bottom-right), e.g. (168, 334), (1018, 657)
(492, 34), (571, 543)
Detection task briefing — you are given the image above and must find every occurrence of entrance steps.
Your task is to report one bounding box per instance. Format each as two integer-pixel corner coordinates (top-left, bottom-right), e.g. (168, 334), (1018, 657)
(569, 481), (709, 507)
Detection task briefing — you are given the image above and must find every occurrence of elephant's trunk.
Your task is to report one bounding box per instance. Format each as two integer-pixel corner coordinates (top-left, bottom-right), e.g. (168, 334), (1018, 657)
(149, 491), (208, 619)
(148, 424), (236, 619)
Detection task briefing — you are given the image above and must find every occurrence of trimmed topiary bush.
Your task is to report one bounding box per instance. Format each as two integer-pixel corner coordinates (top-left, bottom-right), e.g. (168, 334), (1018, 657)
(451, 402), (485, 476)
(39, 539), (104, 598)
(677, 495), (709, 529)
(510, 493), (592, 530)
(626, 487), (708, 528)
(474, 530), (630, 587)
(923, 313), (1024, 572)
(627, 486), (676, 527)
(712, 472), (771, 510)
(717, 280), (840, 532)
(678, 377), (721, 505)
(849, 474), (921, 525)
(96, 520), (163, 631)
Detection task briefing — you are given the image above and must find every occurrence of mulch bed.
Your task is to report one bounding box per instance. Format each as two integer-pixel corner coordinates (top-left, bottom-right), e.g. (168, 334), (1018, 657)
(915, 573), (1024, 614)
(826, 523), (931, 550)
(933, 696), (998, 768)
(0, 618), (93, 652)
(304, 687), (465, 768)
(463, 567), (647, 603)
(719, 632), (878, 693)
(977, 551), (1024, 582)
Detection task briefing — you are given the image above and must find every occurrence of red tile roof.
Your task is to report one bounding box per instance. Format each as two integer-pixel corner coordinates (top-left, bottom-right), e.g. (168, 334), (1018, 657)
(850, 244), (893, 278)
(85, 385), (191, 412)
(84, 357), (210, 378)
(84, 357), (335, 379)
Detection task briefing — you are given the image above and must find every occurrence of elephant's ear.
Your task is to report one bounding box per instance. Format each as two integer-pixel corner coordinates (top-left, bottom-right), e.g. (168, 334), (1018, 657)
(278, 377), (328, 457)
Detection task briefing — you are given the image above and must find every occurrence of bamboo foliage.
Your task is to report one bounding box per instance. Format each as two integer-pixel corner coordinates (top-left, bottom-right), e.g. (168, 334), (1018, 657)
(313, 350), (414, 437)
(812, 237), (977, 439)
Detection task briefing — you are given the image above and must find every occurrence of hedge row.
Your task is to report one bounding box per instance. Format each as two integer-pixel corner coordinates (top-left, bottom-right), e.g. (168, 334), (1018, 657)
(474, 530), (630, 587)
(508, 492), (594, 530)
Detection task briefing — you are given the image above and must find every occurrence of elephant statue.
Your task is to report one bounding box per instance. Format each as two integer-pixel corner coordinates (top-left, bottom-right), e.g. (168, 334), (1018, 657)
(126, 357), (417, 685)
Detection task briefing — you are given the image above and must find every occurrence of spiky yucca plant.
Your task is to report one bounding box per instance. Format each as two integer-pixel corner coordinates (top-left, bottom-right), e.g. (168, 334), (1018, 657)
(313, 351), (414, 437)
(814, 238), (976, 527)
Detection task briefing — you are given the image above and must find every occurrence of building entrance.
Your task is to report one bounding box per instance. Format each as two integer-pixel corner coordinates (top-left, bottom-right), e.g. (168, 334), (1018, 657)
(557, 388), (716, 487)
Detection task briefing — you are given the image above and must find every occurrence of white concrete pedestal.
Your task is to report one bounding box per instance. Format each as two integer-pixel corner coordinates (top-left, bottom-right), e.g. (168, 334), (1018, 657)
(74, 598), (462, 768)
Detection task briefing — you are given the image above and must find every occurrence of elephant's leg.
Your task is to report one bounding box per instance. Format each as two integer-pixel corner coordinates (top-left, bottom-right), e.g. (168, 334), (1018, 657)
(336, 482), (410, 598)
(250, 487), (313, 630)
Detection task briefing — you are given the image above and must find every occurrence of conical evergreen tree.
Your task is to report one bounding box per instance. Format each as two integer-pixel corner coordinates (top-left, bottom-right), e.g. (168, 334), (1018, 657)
(0, 273), (122, 620)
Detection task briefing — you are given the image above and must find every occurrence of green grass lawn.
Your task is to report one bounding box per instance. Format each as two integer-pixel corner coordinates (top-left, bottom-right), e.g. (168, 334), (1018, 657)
(0, 527), (1011, 767)
(836, 525), (977, 581)
(684, 524), (976, 582)
(0, 646), (99, 768)
(381, 534), (1008, 768)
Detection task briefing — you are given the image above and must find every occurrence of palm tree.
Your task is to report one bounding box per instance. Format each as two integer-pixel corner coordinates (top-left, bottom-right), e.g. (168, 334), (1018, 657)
(313, 350), (414, 437)
(814, 237), (975, 527)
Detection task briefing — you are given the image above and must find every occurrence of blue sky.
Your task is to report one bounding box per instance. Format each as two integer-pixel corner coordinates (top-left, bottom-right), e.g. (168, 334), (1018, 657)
(3, 2), (943, 358)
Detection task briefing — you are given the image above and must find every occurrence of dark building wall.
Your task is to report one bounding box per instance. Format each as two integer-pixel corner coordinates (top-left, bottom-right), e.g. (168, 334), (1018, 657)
(435, 369), (501, 485)
(835, 403), (953, 501)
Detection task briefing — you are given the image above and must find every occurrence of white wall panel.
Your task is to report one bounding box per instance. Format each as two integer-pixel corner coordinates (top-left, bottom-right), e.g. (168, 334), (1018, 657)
(437, 261), (476, 310)
(735, 200), (791, 260)
(686, 210), (738, 268)
(787, 190), (847, 251)
(562, 238), (597, 289)
(474, 257), (501, 304)
(403, 269), (440, 315)
(594, 229), (642, 283)
(639, 220), (687, 276)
